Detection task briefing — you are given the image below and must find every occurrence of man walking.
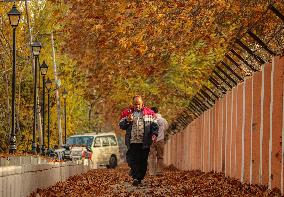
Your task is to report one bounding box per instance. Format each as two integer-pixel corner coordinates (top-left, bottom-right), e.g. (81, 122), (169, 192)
(148, 107), (169, 176)
(119, 95), (159, 186)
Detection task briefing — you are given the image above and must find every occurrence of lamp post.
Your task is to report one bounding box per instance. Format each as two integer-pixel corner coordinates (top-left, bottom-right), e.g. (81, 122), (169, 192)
(7, 4), (21, 154)
(31, 41), (42, 153)
(40, 61), (48, 154)
(62, 89), (68, 144)
(45, 78), (52, 151)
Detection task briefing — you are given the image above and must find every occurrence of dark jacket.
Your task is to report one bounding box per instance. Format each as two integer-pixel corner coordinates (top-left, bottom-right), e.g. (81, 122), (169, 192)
(119, 107), (159, 149)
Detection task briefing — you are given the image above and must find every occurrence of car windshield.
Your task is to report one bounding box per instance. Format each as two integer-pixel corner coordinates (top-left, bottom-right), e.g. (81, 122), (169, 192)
(66, 136), (94, 147)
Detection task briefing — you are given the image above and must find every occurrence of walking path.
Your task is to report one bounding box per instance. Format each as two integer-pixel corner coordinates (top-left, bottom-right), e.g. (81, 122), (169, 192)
(30, 164), (282, 197)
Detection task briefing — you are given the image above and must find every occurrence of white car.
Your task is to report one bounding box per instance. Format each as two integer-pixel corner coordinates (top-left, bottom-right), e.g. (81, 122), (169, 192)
(66, 132), (126, 168)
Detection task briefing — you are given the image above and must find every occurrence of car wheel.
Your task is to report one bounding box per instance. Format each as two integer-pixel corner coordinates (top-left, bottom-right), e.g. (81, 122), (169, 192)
(109, 155), (117, 169)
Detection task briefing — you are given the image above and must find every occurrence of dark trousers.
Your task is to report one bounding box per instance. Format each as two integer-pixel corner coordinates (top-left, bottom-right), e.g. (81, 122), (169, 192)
(128, 143), (150, 181)
(126, 148), (131, 167)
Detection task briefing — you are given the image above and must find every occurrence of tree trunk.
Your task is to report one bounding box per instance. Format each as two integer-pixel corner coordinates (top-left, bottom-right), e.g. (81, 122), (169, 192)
(51, 32), (63, 146)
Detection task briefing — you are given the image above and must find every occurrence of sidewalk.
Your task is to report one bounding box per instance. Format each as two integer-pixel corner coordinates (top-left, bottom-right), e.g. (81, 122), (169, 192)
(30, 164), (282, 197)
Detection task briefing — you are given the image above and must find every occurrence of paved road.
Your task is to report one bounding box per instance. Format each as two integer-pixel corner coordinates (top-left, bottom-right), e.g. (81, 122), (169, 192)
(30, 164), (282, 197)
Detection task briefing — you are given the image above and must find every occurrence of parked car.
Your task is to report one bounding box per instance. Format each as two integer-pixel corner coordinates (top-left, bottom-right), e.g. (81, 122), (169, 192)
(65, 132), (127, 168)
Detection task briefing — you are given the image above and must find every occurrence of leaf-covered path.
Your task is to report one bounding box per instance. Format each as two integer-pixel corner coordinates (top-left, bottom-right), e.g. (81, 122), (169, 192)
(30, 164), (282, 197)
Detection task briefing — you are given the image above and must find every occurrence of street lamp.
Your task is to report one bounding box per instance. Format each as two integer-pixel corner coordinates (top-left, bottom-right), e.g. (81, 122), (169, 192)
(45, 78), (52, 151)
(7, 4), (21, 154)
(40, 61), (48, 154)
(7, 4), (21, 27)
(62, 89), (68, 144)
(31, 41), (42, 153)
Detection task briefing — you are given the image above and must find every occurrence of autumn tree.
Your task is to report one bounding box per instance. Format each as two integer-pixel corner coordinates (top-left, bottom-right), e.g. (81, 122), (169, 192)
(59, 0), (274, 125)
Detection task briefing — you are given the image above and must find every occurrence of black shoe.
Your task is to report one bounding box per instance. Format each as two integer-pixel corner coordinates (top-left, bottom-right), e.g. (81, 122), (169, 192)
(132, 179), (139, 186)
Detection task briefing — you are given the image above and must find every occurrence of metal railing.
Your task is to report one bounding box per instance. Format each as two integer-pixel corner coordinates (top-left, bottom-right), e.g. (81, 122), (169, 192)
(169, 2), (284, 133)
